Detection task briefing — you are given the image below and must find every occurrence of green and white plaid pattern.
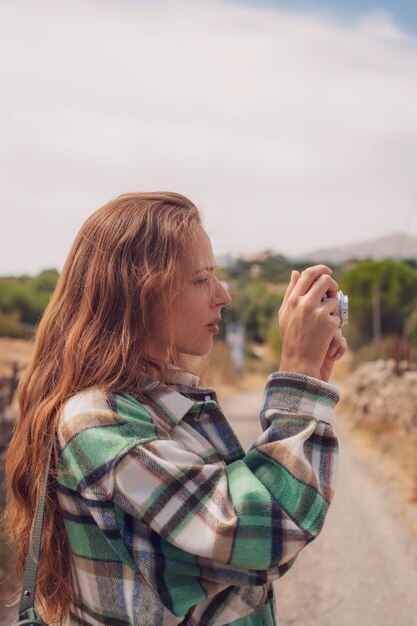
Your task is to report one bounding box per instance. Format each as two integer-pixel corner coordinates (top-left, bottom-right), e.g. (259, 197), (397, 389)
(57, 371), (339, 626)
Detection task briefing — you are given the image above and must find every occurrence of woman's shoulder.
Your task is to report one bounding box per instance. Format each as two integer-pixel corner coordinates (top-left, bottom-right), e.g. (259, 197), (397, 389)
(57, 389), (160, 492)
(61, 387), (111, 418)
(58, 388), (159, 452)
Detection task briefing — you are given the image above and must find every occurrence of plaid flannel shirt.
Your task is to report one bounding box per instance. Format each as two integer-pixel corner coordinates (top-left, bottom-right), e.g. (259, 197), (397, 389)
(57, 370), (339, 626)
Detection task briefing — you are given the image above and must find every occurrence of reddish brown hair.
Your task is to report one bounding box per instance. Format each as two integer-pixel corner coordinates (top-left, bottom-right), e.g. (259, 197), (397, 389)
(5, 192), (202, 622)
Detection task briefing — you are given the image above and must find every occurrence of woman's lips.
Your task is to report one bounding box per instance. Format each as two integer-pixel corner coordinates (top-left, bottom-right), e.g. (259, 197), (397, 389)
(207, 323), (220, 333)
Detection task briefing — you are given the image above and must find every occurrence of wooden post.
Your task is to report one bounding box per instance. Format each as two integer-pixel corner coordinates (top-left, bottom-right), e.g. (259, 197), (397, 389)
(372, 282), (381, 344)
(392, 334), (401, 374)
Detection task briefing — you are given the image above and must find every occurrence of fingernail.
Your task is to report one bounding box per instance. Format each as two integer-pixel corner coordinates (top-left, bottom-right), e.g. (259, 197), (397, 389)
(328, 346), (337, 357)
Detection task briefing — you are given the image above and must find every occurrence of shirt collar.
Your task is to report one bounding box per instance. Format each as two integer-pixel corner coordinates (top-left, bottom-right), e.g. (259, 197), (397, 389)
(141, 367), (199, 427)
(165, 364), (200, 387)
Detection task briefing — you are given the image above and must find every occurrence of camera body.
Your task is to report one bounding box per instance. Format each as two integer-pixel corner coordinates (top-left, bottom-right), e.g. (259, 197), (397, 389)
(336, 290), (348, 327)
(322, 290), (348, 327)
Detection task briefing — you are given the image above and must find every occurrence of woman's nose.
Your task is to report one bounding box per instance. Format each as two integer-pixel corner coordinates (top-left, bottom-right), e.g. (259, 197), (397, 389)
(213, 280), (232, 307)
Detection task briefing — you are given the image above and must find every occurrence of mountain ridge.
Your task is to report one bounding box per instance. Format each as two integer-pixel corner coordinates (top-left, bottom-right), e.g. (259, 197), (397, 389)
(296, 232), (417, 263)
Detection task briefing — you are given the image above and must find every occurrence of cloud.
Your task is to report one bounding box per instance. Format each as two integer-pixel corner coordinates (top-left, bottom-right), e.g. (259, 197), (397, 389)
(1, 0), (417, 273)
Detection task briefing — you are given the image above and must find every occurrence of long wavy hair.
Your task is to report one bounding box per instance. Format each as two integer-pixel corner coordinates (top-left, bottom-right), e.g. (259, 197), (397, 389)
(5, 192), (202, 622)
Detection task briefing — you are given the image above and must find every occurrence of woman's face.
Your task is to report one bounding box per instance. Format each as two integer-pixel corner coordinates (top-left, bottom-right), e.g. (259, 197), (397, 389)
(149, 227), (232, 359)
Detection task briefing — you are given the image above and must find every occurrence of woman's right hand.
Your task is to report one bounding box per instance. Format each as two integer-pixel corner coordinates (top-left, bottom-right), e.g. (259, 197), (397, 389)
(278, 265), (342, 382)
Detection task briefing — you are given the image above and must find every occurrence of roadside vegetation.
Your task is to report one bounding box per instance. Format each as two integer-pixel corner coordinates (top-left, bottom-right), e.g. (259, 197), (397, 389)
(0, 269), (59, 338)
(3, 255), (417, 378)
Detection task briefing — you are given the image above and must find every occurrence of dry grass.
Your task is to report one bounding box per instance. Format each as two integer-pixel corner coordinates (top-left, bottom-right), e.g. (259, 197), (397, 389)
(204, 341), (273, 396)
(0, 338), (33, 376)
(326, 347), (417, 507)
(338, 406), (417, 506)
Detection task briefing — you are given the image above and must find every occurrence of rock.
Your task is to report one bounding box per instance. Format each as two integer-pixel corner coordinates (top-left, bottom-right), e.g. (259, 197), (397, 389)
(344, 360), (417, 435)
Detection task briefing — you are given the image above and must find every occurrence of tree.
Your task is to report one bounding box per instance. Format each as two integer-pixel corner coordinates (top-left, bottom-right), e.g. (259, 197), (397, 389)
(0, 269), (59, 335)
(242, 280), (282, 344)
(340, 260), (417, 347)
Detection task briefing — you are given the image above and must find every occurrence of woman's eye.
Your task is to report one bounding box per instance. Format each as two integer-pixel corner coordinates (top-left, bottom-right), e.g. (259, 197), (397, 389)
(196, 277), (210, 285)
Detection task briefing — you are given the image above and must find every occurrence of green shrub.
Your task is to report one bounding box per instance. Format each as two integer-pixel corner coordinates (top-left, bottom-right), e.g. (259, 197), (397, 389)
(0, 269), (58, 335)
(0, 312), (26, 338)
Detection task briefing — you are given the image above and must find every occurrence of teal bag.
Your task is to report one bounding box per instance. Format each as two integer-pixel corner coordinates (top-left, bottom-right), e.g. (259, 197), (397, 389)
(12, 448), (52, 626)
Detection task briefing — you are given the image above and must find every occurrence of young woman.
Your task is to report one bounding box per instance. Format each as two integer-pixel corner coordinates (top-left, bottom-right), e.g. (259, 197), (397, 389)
(6, 192), (346, 626)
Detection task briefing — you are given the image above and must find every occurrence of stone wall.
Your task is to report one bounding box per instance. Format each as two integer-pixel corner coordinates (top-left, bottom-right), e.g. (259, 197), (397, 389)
(0, 419), (14, 509)
(343, 359), (417, 434)
(0, 367), (21, 509)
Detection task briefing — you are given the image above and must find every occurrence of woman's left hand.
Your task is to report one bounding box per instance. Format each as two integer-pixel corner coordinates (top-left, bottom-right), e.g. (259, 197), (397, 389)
(320, 328), (347, 382)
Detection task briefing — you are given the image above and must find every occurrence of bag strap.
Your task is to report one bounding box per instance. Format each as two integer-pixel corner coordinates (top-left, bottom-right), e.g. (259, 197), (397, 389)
(18, 445), (53, 614)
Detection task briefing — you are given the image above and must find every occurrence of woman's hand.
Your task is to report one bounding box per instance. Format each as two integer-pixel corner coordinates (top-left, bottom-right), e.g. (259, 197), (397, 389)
(319, 328), (348, 382)
(278, 265), (347, 382)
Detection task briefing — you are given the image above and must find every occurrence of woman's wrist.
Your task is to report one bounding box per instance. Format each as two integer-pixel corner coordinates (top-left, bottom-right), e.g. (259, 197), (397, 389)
(278, 357), (321, 380)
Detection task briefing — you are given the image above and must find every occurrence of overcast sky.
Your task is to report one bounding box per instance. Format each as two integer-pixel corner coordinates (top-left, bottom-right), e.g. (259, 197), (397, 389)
(1, 0), (417, 275)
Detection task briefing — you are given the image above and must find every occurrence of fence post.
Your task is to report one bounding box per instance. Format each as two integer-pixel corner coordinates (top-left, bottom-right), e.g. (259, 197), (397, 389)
(392, 334), (401, 375)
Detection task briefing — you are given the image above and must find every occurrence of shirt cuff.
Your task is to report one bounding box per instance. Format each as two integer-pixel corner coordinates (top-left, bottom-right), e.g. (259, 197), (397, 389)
(261, 371), (340, 430)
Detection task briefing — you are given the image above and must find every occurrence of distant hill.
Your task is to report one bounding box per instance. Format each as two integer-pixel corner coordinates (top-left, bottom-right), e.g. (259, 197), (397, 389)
(298, 233), (417, 264)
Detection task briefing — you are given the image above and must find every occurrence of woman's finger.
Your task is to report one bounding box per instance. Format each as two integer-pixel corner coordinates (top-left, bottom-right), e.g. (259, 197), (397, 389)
(290, 265), (333, 298)
(334, 336), (348, 360)
(281, 270), (301, 308)
(307, 274), (339, 302)
(321, 295), (340, 318)
(327, 330), (347, 359)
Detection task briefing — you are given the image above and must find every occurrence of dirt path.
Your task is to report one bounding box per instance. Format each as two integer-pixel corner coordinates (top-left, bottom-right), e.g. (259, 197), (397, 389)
(220, 388), (417, 626)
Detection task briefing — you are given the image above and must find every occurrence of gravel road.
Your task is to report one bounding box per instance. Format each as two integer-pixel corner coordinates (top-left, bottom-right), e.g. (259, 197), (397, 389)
(221, 388), (417, 626)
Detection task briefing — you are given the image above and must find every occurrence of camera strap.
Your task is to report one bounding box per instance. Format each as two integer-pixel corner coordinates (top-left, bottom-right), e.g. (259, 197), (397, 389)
(17, 444), (53, 615)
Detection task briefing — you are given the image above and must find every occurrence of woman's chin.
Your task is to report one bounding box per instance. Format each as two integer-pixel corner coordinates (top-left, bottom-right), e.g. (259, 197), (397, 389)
(179, 339), (213, 358)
